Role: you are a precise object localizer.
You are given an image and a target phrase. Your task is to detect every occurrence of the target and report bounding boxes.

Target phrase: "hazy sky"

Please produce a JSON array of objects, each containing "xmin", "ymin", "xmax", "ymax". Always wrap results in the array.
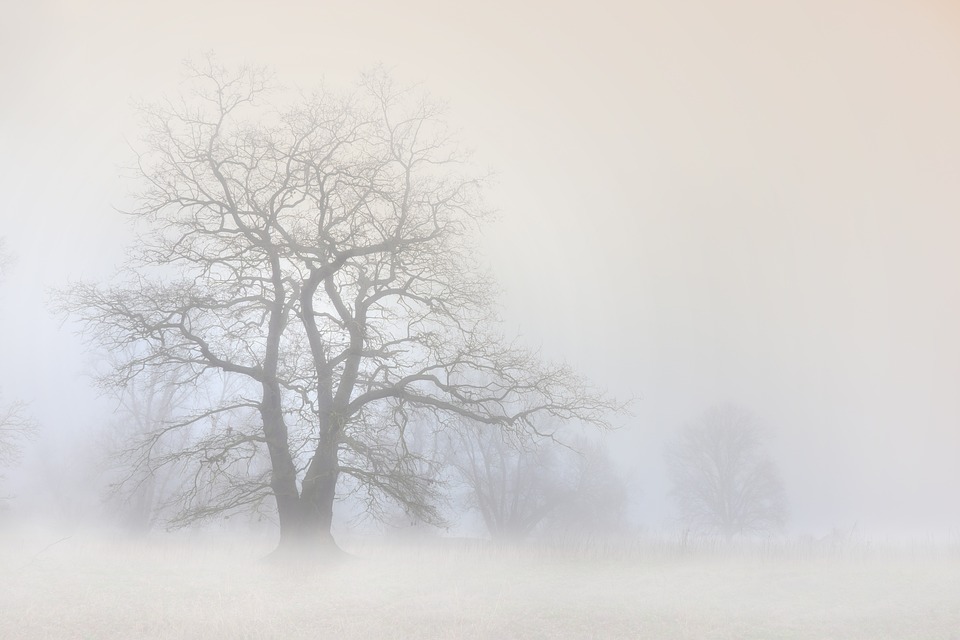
[{"xmin": 2, "ymin": 0, "xmax": 960, "ymax": 535}]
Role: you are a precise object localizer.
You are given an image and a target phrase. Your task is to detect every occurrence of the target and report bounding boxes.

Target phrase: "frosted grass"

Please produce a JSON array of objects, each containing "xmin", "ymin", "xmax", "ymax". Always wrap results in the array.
[{"xmin": 2, "ymin": 530, "xmax": 959, "ymax": 639}]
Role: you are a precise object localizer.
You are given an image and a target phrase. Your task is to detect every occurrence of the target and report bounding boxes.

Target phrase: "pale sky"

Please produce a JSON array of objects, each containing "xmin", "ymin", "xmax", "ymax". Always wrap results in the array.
[{"xmin": 2, "ymin": 0, "xmax": 960, "ymax": 535}]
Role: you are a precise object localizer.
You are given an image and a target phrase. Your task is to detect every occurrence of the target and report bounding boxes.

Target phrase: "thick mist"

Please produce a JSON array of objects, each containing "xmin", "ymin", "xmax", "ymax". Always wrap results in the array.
[{"xmin": 2, "ymin": 1, "xmax": 960, "ymax": 637}]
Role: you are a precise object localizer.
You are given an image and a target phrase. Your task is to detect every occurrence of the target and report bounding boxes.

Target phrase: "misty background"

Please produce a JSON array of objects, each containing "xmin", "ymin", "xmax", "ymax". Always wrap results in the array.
[{"xmin": 2, "ymin": 0, "xmax": 960, "ymax": 538}]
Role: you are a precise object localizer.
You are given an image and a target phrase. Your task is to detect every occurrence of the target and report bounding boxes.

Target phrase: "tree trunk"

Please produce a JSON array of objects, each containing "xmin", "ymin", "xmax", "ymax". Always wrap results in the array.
[
  {"xmin": 259, "ymin": 380, "xmax": 309, "ymax": 552},
  {"xmin": 263, "ymin": 423, "xmax": 342, "ymax": 560},
  {"xmin": 297, "ymin": 426, "xmax": 340, "ymax": 545}
]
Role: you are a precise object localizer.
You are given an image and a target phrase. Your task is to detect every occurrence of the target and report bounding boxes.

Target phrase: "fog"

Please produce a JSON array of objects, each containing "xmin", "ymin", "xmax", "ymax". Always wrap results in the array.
[{"xmin": 2, "ymin": 0, "xmax": 960, "ymax": 637}]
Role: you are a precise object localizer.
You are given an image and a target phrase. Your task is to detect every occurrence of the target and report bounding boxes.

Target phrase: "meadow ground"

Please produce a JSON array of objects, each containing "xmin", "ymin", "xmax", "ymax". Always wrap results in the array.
[{"xmin": 2, "ymin": 529, "xmax": 959, "ymax": 639}]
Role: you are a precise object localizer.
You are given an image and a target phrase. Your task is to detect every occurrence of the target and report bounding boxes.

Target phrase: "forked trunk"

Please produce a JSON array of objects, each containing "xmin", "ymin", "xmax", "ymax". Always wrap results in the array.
[
  {"xmin": 269, "ymin": 426, "xmax": 342, "ymax": 559},
  {"xmin": 298, "ymin": 427, "xmax": 340, "ymax": 533},
  {"xmin": 260, "ymin": 380, "xmax": 302, "ymax": 536}
]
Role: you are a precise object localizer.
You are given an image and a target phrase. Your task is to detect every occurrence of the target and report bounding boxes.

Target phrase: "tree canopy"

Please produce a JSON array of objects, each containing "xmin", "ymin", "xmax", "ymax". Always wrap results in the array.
[
  {"xmin": 667, "ymin": 404, "xmax": 786, "ymax": 539},
  {"xmin": 62, "ymin": 59, "xmax": 619, "ymax": 553}
]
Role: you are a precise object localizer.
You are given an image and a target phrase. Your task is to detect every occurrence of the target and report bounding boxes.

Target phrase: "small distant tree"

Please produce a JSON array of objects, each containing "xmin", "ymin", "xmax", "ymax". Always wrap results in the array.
[
  {"xmin": 367, "ymin": 416, "xmax": 447, "ymax": 537},
  {"xmin": 443, "ymin": 419, "xmax": 565, "ymax": 540},
  {"xmin": 0, "ymin": 398, "xmax": 35, "ymax": 479},
  {"xmin": 99, "ymin": 362, "xmax": 203, "ymax": 533},
  {"xmin": 444, "ymin": 420, "xmax": 627, "ymax": 541},
  {"xmin": 0, "ymin": 241, "xmax": 37, "ymax": 495},
  {"xmin": 542, "ymin": 438, "xmax": 629, "ymax": 537},
  {"xmin": 666, "ymin": 404, "xmax": 786, "ymax": 539}
]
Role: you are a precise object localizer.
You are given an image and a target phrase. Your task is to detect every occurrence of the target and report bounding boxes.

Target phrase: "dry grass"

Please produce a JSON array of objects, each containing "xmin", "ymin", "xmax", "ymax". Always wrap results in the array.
[{"xmin": 2, "ymin": 529, "xmax": 960, "ymax": 639}]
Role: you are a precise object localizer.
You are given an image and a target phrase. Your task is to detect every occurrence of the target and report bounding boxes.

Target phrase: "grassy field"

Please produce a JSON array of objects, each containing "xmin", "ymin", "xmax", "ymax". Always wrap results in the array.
[{"xmin": 2, "ymin": 530, "xmax": 960, "ymax": 639}]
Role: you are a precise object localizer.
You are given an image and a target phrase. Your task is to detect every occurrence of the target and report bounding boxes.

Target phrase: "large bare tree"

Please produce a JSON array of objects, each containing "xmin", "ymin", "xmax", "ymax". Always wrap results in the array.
[
  {"xmin": 63, "ymin": 60, "xmax": 618, "ymax": 554},
  {"xmin": 666, "ymin": 404, "xmax": 786, "ymax": 539}
]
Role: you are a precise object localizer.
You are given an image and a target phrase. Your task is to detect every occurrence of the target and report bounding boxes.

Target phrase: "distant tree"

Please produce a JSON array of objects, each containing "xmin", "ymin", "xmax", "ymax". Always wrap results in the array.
[
  {"xmin": 444, "ymin": 419, "xmax": 628, "ymax": 541},
  {"xmin": 61, "ymin": 59, "xmax": 619, "ymax": 555},
  {"xmin": 0, "ymin": 240, "xmax": 36, "ymax": 494},
  {"xmin": 98, "ymin": 361, "xmax": 238, "ymax": 533},
  {"xmin": 542, "ymin": 437, "xmax": 630, "ymax": 537},
  {"xmin": 0, "ymin": 397, "xmax": 35, "ymax": 480},
  {"xmin": 666, "ymin": 404, "xmax": 786, "ymax": 539},
  {"xmin": 369, "ymin": 417, "xmax": 447, "ymax": 537},
  {"xmin": 443, "ymin": 419, "xmax": 566, "ymax": 540}
]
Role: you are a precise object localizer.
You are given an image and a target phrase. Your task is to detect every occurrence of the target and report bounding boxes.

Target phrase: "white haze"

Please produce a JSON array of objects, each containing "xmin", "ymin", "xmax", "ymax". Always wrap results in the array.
[{"xmin": 2, "ymin": 0, "xmax": 960, "ymax": 636}]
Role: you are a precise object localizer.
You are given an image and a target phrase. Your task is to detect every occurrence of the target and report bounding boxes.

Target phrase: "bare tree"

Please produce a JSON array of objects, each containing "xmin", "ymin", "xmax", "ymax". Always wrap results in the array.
[
  {"xmin": 61, "ymin": 59, "xmax": 619, "ymax": 555},
  {"xmin": 541, "ymin": 437, "xmax": 630, "ymax": 538},
  {"xmin": 98, "ymin": 359, "xmax": 221, "ymax": 533},
  {"xmin": 443, "ymin": 421, "xmax": 628, "ymax": 541},
  {"xmin": 0, "ymin": 240, "xmax": 37, "ymax": 495},
  {"xmin": 443, "ymin": 419, "xmax": 568, "ymax": 540},
  {"xmin": 0, "ymin": 398, "xmax": 35, "ymax": 479},
  {"xmin": 0, "ymin": 239, "xmax": 9, "ymax": 276},
  {"xmin": 666, "ymin": 404, "xmax": 786, "ymax": 539},
  {"xmin": 363, "ymin": 415, "xmax": 448, "ymax": 537}
]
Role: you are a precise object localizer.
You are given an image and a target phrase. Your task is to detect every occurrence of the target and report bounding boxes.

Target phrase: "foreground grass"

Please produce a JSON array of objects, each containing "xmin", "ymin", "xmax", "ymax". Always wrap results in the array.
[{"xmin": 2, "ymin": 531, "xmax": 959, "ymax": 639}]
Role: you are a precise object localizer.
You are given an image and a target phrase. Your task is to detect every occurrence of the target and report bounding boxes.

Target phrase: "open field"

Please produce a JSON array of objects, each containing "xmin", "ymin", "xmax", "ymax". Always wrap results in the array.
[{"xmin": 2, "ymin": 531, "xmax": 960, "ymax": 639}]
